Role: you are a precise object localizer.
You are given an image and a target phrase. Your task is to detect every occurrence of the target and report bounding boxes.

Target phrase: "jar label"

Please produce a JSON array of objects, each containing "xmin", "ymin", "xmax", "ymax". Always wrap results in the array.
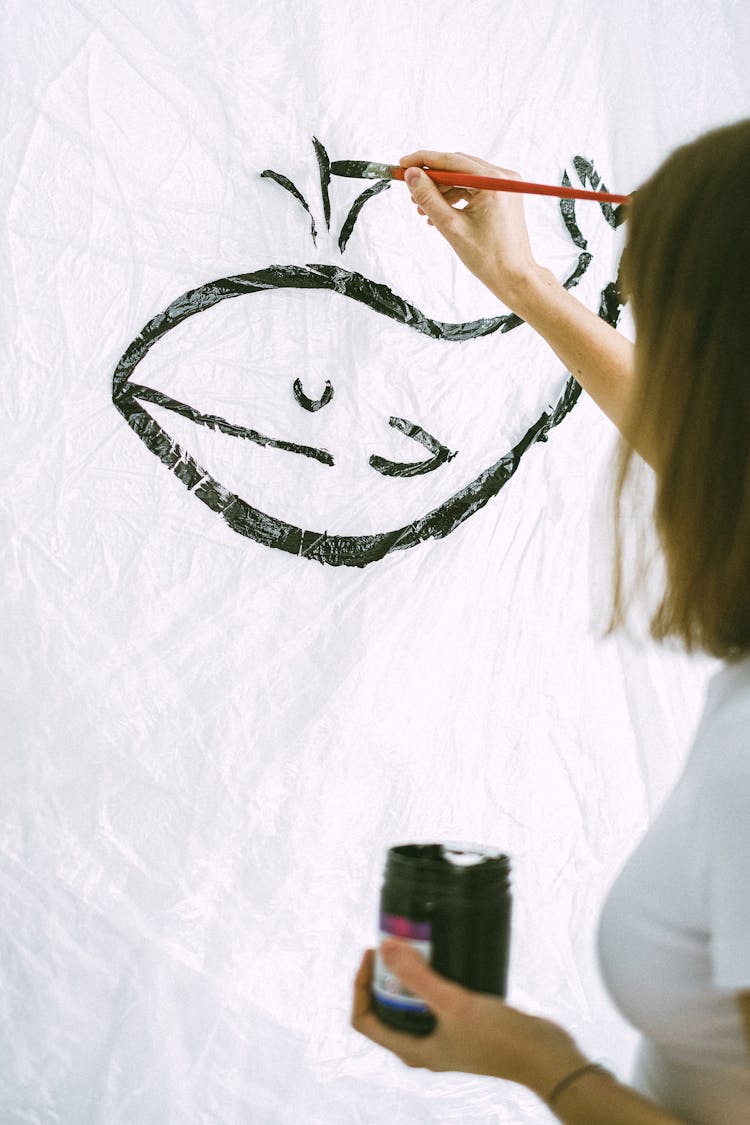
[{"xmin": 372, "ymin": 912, "xmax": 433, "ymax": 1014}]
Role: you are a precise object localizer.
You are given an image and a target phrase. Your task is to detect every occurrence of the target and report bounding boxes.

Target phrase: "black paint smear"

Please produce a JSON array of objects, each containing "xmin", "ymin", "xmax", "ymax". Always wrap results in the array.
[
  {"xmin": 339, "ymin": 180, "xmax": 391, "ymax": 252},
  {"xmin": 559, "ymin": 171, "xmax": 589, "ymax": 251},
  {"xmin": 293, "ymin": 377, "xmax": 333, "ymax": 412},
  {"xmin": 113, "ymin": 156, "xmax": 623, "ymax": 566},
  {"xmin": 313, "ymin": 137, "xmax": 331, "ymax": 230},
  {"xmin": 129, "ymin": 381, "xmax": 334, "ymax": 465},
  {"xmin": 370, "ymin": 418, "xmax": 457, "ymax": 478},
  {"xmin": 260, "ymin": 169, "xmax": 318, "ymax": 245}
]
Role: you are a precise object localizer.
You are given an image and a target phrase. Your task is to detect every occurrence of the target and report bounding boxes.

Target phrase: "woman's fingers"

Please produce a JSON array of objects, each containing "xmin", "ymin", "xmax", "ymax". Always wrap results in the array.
[
  {"xmin": 400, "ymin": 149, "xmax": 484, "ymax": 173},
  {"xmin": 403, "ymin": 167, "xmax": 459, "ymax": 231},
  {"xmin": 414, "ymin": 188, "xmax": 471, "ymax": 210},
  {"xmin": 400, "ymin": 149, "xmax": 522, "ymax": 183},
  {"xmin": 351, "ymin": 948, "xmax": 436, "ymax": 1069},
  {"xmin": 398, "ymin": 146, "xmax": 536, "ymax": 304},
  {"xmin": 442, "ymin": 187, "xmax": 472, "ymax": 205}
]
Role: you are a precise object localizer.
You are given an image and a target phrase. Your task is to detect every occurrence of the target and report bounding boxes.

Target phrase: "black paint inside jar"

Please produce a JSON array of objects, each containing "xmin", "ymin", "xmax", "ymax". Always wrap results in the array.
[{"xmin": 372, "ymin": 842, "xmax": 512, "ymax": 1036}]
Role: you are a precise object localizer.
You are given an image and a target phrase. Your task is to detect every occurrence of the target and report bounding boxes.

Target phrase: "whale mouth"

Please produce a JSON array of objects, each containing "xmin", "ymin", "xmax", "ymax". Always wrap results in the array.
[{"xmin": 129, "ymin": 381, "xmax": 456, "ymax": 478}]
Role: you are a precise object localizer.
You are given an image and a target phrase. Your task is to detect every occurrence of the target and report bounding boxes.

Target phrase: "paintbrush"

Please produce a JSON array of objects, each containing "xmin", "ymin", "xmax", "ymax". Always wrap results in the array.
[{"xmin": 330, "ymin": 160, "xmax": 630, "ymax": 205}]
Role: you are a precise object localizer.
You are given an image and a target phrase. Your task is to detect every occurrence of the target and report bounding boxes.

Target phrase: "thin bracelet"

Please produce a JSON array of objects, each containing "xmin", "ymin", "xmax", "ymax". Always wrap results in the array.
[{"xmin": 547, "ymin": 1062, "xmax": 615, "ymax": 1108}]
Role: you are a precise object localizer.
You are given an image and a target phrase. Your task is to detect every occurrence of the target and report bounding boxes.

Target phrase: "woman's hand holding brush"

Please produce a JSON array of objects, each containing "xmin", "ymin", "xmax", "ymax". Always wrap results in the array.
[{"xmin": 399, "ymin": 150, "xmax": 546, "ymax": 310}]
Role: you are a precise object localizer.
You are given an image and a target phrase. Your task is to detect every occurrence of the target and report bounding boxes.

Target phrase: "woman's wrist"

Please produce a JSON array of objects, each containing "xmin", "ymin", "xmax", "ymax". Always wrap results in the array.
[
  {"xmin": 545, "ymin": 1062, "xmax": 618, "ymax": 1110},
  {"xmin": 514, "ymin": 1014, "xmax": 594, "ymax": 1101},
  {"xmin": 526, "ymin": 1050, "xmax": 596, "ymax": 1103},
  {"xmin": 497, "ymin": 263, "xmax": 559, "ymax": 319}
]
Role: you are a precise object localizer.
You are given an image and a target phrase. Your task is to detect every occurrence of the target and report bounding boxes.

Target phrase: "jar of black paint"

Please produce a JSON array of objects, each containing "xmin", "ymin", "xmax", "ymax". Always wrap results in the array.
[{"xmin": 371, "ymin": 842, "xmax": 512, "ymax": 1036}]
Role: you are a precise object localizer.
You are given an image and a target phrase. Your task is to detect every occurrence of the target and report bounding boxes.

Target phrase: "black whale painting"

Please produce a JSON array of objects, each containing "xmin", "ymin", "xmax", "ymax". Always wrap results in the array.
[{"xmin": 112, "ymin": 139, "xmax": 625, "ymax": 567}]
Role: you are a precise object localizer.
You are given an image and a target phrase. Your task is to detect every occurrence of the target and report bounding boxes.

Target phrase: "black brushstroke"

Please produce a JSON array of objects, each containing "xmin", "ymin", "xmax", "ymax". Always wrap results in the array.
[
  {"xmin": 293, "ymin": 378, "xmax": 333, "ymax": 412},
  {"xmin": 261, "ymin": 169, "xmax": 318, "ymax": 245},
  {"xmin": 128, "ymin": 381, "xmax": 334, "ymax": 465},
  {"xmin": 559, "ymin": 171, "xmax": 589, "ymax": 251},
  {"xmin": 113, "ymin": 155, "xmax": 621, "ymax": 567},
  {"xmin": 573, "ymin": 157, "xmax": 617, "ymax": 228},
  {"xmin": 369, "ymin": 418, "xmax": 457, "ymax": 477},
  {"xmin": 611, "ymin": 252, "xmax": 627, "ymax": 308},
  {"xmin": 339, "ymin": 181, "xmax": 391, "ymax": 252},
  {"xmin": 330, "ymin": 159, "xmax": 394, "ymax": 180},
  {"xmin": 558, "ymin": 170, "xmax": 594, "ymax": 289},
  {"xmin": 313, "ymin": 137, "xmax": 331, "ymax": 230},
  {"xmin": 613, "ymin": 200, "xmax": 630, "ymax": 229},
  {"xmin": 598, "ymin": 280, "xmax": 623, "ymax": 328}
]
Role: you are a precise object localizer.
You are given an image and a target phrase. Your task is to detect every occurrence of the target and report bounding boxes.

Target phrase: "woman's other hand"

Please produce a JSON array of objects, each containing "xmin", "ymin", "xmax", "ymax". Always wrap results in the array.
[
  {"xmin": 399, "ymin": 149, "xmax": 541, "ymax": 307},
  {"xmin": 351, "ymin": 939, "xmax": 589, "ymax": 1097}
]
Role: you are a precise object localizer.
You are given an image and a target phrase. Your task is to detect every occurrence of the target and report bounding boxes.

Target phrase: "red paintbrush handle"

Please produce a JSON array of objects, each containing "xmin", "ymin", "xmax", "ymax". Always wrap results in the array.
[{"xmin": 391, "ymin": 165, "xmax": 630, "ymax": 205}]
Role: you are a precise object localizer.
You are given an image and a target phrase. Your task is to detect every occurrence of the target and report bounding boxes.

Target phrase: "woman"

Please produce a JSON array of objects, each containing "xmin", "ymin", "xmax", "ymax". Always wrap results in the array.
[{"xmin": 350, "ymin": 119, "xmax": 750, "ymax": 1124}]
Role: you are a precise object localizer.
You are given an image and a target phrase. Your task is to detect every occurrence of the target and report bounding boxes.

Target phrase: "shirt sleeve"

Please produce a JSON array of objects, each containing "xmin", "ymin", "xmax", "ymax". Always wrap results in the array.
[{"xmin": 707, "ymin": 729, "xmax": 750, "ymax": 990}]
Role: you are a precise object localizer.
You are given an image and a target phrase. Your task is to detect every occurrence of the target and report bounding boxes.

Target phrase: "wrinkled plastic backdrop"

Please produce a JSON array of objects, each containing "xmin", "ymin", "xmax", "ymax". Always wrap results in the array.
[{"xmin": 2, "ymin": 1, "xmax": 746, "ymax": 1121}]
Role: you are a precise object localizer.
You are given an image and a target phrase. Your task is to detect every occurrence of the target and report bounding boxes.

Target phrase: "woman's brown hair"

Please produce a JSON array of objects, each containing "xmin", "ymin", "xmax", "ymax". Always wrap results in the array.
[{"xmin": 603, "ymin": 117, "xmax": 750, "ymax": 662}]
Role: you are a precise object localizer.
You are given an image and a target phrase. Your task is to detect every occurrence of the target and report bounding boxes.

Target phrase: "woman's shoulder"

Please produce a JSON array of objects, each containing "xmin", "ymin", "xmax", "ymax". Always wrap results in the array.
[
  {"xmin": 696, "ymin": 656, "xmax": 750, "ymax": 805},
  {"xmin": 702, "ymin": 652, "xmax": 750, "ymax": 731}
]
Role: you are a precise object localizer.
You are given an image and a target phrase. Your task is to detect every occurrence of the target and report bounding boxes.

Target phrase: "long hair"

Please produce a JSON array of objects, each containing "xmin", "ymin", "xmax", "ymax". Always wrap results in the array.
[{"xmin": 603, "ymin": 118, "xmax": 750, "ymax": 661}]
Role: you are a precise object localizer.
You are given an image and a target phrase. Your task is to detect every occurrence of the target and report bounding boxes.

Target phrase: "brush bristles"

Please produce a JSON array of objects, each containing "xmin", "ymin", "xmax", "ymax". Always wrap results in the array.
[
  {"xmin": 330, "ymin": 160, "xmax": 398, "ymax": 181},
  {"xmin": 360, "ymin": 162, "xmax": 397, "ymax": 179}
]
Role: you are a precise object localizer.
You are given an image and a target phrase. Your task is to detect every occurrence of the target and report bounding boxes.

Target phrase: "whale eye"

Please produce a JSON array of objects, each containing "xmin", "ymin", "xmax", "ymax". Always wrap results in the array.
[{"xmin": 370, "ymin": 417, "xmax": 458, "ymax": 478}]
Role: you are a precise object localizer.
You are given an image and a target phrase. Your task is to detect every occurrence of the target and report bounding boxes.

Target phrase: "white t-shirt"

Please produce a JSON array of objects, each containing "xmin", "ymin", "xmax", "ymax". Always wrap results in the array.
[{"xmin": 597, "ymin": 653, "xmax": 750, "ymax": 1124}]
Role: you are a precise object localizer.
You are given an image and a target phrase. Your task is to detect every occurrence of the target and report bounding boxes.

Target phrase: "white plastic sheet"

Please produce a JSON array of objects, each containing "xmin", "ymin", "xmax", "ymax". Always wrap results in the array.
[{"xmin": 2, "ymin": 2, "xmax": 745, "ymax": 1121}]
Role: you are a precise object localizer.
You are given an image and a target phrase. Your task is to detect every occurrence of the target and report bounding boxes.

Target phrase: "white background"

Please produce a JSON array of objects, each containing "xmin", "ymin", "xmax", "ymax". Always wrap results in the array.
[{"xmin": 2, "ymin": 2, "xmax": 747, "ymax": 1121}]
